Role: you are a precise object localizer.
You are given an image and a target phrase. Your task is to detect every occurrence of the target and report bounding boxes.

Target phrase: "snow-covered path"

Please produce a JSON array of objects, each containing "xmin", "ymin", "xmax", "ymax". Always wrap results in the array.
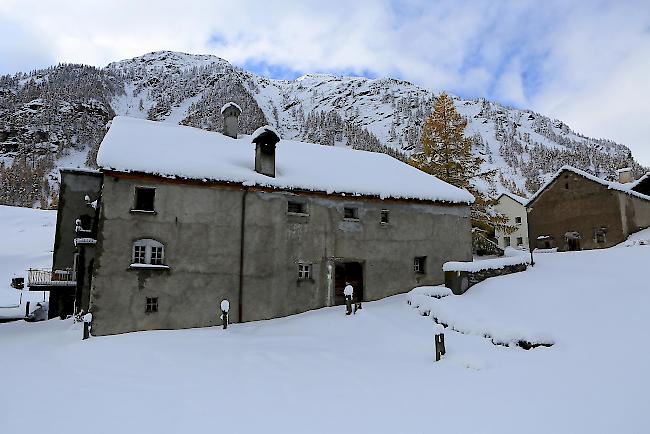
[{"xmin": 1, "ymin": 206, "xmax": 649, "ymax": 433}]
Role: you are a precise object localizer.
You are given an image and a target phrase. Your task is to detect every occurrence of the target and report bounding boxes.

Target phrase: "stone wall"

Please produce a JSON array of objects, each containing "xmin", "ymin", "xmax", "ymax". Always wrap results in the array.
[{"xmin": 445, "ymin": 263, "xmax": 528, "ymax": 295}]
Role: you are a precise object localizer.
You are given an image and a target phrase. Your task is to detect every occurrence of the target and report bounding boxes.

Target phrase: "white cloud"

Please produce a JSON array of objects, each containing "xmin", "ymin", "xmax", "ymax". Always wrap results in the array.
[{"xmin": 0, "ymin": 0, "xmax": 649, "ymax": 163}]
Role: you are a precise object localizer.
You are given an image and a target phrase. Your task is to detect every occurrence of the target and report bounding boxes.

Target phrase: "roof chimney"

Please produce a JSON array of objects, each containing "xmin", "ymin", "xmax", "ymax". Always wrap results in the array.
[
  {"xmin": 616, "ymin": 167, "xmax": 633, "ymax": 184},
  {"xmin": 251, "ymin": 125, "xmax": 280, "ymax": 178},
  {"xmin": 221, "ymin": 102, "xmax": 242, "ymax": 138}
]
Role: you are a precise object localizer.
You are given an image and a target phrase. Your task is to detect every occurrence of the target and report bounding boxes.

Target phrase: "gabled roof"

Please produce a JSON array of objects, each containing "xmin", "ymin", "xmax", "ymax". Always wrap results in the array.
[
  {"xmin": 497, "ymin": 192, "xmax": 528, "ymax": 206},
  {"xmin": 527, "ymin": 165, "xmax": 650, "ymax": 206},
  {"xmin": 96, "ymin": 117, "xmax": 475, "ymax": 204}
]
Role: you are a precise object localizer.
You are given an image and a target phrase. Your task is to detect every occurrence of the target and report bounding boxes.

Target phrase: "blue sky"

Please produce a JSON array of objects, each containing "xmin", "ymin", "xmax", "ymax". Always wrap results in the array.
[{"xmin": 1, "ymin": 0, "xmax": 649, "ymax": 163}]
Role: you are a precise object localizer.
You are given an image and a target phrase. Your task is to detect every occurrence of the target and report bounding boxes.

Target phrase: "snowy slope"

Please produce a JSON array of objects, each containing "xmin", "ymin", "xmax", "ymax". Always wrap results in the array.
[
  {"xmin": 0, "ymin": 205, "xmax": 55, "ymax": 318},
  {"xmin": 1, "ymin": 237, "xmax": 650, "ymax": 433}
]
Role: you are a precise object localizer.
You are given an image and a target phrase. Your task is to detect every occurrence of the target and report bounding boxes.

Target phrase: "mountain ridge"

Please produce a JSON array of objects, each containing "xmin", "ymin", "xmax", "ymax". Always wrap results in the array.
[{"xmin": 0, "ymin": 50, "xmax": 645, "ymax": 207}]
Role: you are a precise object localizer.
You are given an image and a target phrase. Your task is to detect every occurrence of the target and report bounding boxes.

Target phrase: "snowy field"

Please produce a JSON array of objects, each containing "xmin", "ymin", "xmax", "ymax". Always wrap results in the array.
[
  {"xmin": 0, "ymin": 205, "xmax": 54, "ymax": 319},
  {"xmin": 1, "ymin": 206, "xmax": 650, "ymax": 433}
]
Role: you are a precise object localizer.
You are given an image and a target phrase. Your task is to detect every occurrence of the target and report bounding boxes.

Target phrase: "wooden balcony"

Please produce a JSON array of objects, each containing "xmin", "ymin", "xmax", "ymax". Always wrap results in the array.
[{"xmin": 27, "ymin": 269, "xmax": 76, "ymax": 290}]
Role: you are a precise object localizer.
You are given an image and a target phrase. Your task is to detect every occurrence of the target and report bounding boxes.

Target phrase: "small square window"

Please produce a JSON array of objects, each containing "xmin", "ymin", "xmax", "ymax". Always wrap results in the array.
[
  {"xmin": 515, "ymin": 216, "xmax": 522, "ymax": 224},
  {"xmin": 133, "ymin": 245, "xmax": 146, "ymax": 264},
  {"xmin": 380, "ymin": 209, "xmax": 390, "ymax": 224},
  {"xmin": 298, "ymin": 262, "xmax": 312, "ymax": 279},
  {"xmin": 134, "ymin": 187, "xmax": 155, "ymax": 211},
  {"xmin": 145, "ymin": 297, "xmax": 158, "ymax": 313},
  {"xmin": 594, "ymin": 229, "xmax": 607, "ymax": 244},
  {"xmin": 516, "ymin": 237, "xmax": 523, "ymax": 246},
  {"xmin": 288, "ymin": 201, "xmax": 307, "ymax": 215},
  {"xmin": 504, "ymin": 237, "xmax": 511, "ymax": 247},
  {"xmin": 414, "ymin": 256, "xmax": 426, "ymax": 274},
  {"xmin": 344, "ymin": 207, "xmax": 359, "ymax": 220}
]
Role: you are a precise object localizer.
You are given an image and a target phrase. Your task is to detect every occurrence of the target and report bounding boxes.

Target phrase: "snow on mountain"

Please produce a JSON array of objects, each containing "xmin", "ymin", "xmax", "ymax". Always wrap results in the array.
[{"xmin": 0, "ymin": 50, "xmax": 645, "ymax": 207}]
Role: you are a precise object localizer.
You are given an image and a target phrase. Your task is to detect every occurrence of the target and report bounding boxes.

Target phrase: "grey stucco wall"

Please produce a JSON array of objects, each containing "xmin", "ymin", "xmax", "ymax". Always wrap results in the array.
[{"xmin": 89, "ymin": 173, "xmax": 472, "ymax": 336}]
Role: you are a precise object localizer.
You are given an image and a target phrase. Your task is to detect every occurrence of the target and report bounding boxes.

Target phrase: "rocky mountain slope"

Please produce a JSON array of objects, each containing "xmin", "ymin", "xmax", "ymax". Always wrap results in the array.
[{"xmin": 0, "ymin": 51, "xmax": 644, "ymax": 207}]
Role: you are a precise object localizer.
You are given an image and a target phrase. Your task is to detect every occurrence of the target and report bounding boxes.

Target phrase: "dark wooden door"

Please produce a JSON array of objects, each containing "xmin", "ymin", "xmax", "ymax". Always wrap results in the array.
[{"xmin": 334, "ymin": 262, "xmax": 364, "ymax": 305}]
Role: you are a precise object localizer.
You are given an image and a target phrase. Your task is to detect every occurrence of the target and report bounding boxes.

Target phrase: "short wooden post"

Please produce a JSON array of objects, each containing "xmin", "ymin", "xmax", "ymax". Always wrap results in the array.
[
  {"xmin": 24, "ymin": 301, "xmax": 30, "ymax": 319},
  {"xmin": 83, "ymin": 323, "xmax": 90, "ymax": 340},
  {"xmin": 434, "ymin": 324, "xmax": 446, "ymax": 362}
]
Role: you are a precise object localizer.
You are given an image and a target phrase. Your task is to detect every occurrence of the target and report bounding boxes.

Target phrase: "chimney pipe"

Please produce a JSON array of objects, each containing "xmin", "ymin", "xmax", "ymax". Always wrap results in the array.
[
  {"xmin": 616, "ymin": 167, "xmax": 633, "ymax": 184},
  {"xmin": 221, "ymin": 102, "xmax": 242, "ymax": 139},
  {"xmin": 251, "ymin": 125, "xmax": 280, "ymax": 178}
]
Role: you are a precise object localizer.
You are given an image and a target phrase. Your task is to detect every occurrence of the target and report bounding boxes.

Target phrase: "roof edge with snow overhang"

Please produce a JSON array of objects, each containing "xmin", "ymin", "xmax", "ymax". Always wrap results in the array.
[{"xmin": 527, "ymin": 165, "xmax": 650, "ymax": 206}]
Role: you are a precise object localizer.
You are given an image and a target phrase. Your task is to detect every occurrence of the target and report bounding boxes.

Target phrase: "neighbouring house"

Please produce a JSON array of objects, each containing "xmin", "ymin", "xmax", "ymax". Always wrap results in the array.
[
  {"xmin": 47, "ymin": 105, "xmax": 474, "ymax": 336},
  {"xmin": 527, "ymin": 166, "xmax": 650, "ymax": 251},
  {"xmin": 494, "ymin": 192, "xmax": 528, "ymax": 250}
]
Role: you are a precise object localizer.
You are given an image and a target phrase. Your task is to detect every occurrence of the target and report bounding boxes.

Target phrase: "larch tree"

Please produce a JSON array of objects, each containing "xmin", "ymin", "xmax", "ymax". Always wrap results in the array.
[{"xmin": 412, "ymin": 93, "xmax": 512, "ymax": 252}]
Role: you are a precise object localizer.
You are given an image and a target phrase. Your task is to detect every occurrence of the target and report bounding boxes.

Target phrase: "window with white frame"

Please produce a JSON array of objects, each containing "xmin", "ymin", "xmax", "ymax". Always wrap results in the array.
[
  {"xmin": 132, "ymin": 239, "xmax": 165, "ymax": 266},
  {"xmin": 298, "ymin": 262, "xmax": 312, "ymax": 279}
]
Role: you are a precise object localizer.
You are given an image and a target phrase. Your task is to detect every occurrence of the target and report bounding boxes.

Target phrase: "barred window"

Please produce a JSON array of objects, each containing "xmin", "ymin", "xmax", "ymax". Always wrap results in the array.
[
  {"xmin": 132, "ymin": 239, "xmax": 165, "ymax": 266},
  {"xmin": 298, "ymin": 262, "xmax": 312, "ymax": 279},
  {"xmin": 380, "ymin": 209, "xmax": 390, "ymax": 224}
]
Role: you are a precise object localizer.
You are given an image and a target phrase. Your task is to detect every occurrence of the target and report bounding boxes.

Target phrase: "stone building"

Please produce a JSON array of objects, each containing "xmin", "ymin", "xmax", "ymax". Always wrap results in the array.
[
  {"xmin": 527, "ymin": 166, "xmax": 650, "ymax": 251},
  {"xmin": 49, "ymin": 110, "xmax": 474, "ymax": 336},
  {"xmin": 494, "ymin": 192, "xmax": 528, "ymax": 250}
]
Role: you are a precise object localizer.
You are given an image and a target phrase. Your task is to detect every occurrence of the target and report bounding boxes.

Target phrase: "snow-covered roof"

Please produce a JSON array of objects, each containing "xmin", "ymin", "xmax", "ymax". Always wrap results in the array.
[
  {"xmin": 527, "ymin": 165, "xmax": 650, "ymax": 205},
  {"xmin": 497, "ymin": 192, "xmax": 528, "ymax": 206},
  {"xmin": 96, "ymin": 117, "xmax": 474, "ymax": 204},
  {"xmin": 220, "ymin": 101, "xmax": 242, "ymax": 115}
]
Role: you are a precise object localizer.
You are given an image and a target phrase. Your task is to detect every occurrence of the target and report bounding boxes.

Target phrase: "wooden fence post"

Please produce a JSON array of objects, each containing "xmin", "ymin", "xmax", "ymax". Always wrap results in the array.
[{"xmin": 434, "ymin": 324, "xmax": 446, "ymax": 362}]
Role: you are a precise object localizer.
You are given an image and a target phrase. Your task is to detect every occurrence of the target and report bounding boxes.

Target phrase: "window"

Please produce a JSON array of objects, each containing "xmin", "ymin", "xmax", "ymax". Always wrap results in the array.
[
  {"xmin": 515, "ymin": 216, "xmax": 522, "ymax": 224},
  {"xmin": 565, "ymin": 183, "xmax": 569, "ymax": 190},
  {"xmin": 380, "ymin": 209, "xmax": 390, "ymax": 224},
  {"xmin": 133, "ymin": 187, "xmax": 155, "ymax": 212},
  {"xmin": 133, "ymin": 245, "xmax": 147, "ymax": 264},
  {"xmin": 298, "ymin": 262, "xmax": 312, "ymax": 279},
  {"xmin": 594, "ymin": 228, "xmax": 607, "ymax": 244},
  {"xmin": 516, "ymin": 237, "xmax": 523, "ymax": 246},
  {"xmin": 504, "ymin": 236, "xmax": 511, "ymax": 247},
  {"xmin": 344, "ymin": 207, "xmax": 359, "ymax": 220},
  {"xmin": 132, "ymin": 239, "xmax": 165, "ymax": 266},
  {"xmin": 145, "ymin": 297, "xmax": 158, "ymax": 313},
  {"xmin": 413, "ymin": 256, "xmax": 426, "ymax": 274},
  {"xmin": 287, "ymin": 201, "xmax": 307, "ymax": 215}
]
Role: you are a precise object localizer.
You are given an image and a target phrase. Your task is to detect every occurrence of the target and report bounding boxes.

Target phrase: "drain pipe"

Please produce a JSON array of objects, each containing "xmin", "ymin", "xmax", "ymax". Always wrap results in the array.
[{"xmin": 238, "ymin": 187, "xmax": 249, "ymax": 323}]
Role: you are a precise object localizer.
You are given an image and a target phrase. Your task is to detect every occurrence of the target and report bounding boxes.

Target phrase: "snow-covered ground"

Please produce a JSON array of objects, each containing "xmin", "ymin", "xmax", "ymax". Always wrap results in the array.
[
  {"xmin": 1, "ymin": 206, "xmax": 649, "ymax": 433},
  {"xmin": 0, "ymin": 205, "xmax": 55, "ymax": 318}
]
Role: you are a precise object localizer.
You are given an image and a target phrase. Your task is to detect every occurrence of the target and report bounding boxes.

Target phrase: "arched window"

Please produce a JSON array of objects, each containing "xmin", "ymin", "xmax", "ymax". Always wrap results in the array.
[{"xmin": 132, "ymin": 239, "xmax": 165, "ymax": 265}]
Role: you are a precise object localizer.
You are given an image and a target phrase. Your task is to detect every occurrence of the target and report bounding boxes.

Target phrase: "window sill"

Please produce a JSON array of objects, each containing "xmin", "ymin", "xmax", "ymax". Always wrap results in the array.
[
  {"xmin": 130, "ymin": 209, "xmax": 157, "ymax": 214},
  {"xmin": 129, "ymin": 264, "xmax": 169, "ymax": 270},
  {"xmin": 343, "ymin": 218, "xmax": 360, "ymax": 222},
  {"xmin": 287, "ymin": 212, "xmax": 310, "ymax": 217}
]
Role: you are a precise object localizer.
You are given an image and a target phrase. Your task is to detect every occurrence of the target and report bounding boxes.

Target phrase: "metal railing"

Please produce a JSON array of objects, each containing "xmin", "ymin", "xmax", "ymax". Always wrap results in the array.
[{"xmin": 27, "ymin": 268, "xmax": 76, "ymax": 287}]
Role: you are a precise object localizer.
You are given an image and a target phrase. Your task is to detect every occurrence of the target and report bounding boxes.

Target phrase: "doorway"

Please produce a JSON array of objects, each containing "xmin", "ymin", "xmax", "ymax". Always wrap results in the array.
[
  {"xmin": 334, "ymin": 261, "xmax": 364, "ymax": 306},
  {"xmin": 565, "ymin": 231, "xmax": 581, "ymax": 251}
]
